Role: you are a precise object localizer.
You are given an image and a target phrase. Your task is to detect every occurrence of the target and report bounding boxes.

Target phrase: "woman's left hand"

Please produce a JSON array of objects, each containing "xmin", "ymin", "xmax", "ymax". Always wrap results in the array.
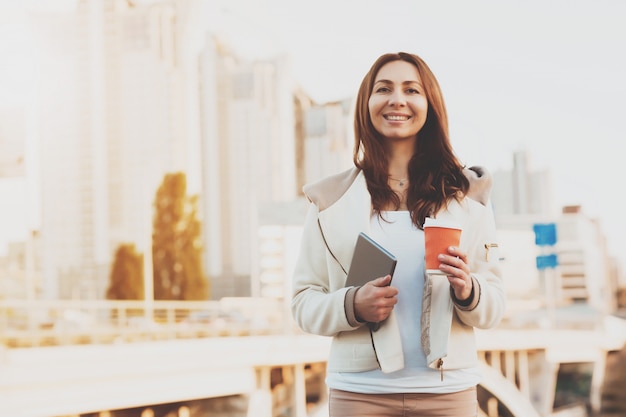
[{"xmin": 438, "ymin": 246, "xmax": 473, "ymax": 301}]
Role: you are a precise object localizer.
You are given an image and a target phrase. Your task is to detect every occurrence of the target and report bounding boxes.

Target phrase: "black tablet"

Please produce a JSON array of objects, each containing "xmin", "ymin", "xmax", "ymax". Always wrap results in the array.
[{"xmin": 345, "ymin": 232, "xmax": 397, "ymax": 287}]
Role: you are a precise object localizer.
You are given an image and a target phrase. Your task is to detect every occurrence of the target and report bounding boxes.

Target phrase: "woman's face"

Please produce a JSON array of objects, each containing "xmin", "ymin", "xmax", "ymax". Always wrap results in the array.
[{"xmin": 368, "ymin": 60, "xmax": 428, "ymax": 142}]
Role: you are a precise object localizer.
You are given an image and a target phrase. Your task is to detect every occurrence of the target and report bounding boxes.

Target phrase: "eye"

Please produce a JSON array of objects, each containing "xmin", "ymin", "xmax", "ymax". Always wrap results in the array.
[
  {"xmin": 406, "ymin": 88, "xmax": 421, "ymax": 94},
  {"xmin": 375, "ymin": 86, "xmax": 391, "ymax": 93}
]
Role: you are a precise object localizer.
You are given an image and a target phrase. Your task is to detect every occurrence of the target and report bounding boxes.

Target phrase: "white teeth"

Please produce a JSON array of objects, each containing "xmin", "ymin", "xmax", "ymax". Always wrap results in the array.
[{"xmin": 385, "ymin": 115, "xmax": 409, "ymax": 121}]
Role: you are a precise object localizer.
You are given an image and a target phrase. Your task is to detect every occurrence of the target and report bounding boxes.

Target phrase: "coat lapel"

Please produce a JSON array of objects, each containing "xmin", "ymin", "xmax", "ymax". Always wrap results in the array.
[{"xmin": 317, "ymin": 172, "xmax": 372, "ymax": 277}]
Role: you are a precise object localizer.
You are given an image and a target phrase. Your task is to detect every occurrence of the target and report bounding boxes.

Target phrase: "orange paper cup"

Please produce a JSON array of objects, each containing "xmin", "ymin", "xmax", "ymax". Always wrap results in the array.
[{"xmin": 424, "ymin": 218, "xmax": 462, "ymax": 275}]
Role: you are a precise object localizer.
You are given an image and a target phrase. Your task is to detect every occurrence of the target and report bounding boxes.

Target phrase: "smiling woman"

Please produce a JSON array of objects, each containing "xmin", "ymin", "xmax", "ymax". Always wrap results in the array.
[
  {"xmin": 291, "ymin": 51, "xmax": 505, "ymax": 417},
  {"xmin": 368, "ymin": 61, "xmax": 428, "ymax": 143}
]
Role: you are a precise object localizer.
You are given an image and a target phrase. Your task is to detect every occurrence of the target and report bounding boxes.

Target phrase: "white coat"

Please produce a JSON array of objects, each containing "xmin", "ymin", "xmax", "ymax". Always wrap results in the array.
[{"xmin": 291, "ymin": 167, "xmax": 506, "ymax": 374}]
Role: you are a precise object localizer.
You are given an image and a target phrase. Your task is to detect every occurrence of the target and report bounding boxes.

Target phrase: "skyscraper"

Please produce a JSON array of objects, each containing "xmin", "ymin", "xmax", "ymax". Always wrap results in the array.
[
  {"xmin": 197, "ymin": 36, "xmax": 298, "ymax": 298},
  {"xmin": 0, "ymin": 108, "xmax": 26, "ymax": 178},
  {"xmin": 302, "ymin": 99, "xmax": 353, "ymax": 185},
  {"xmin": 492, "ymin": 150, "xmax": 555, "ymax": 218},
  {"xmin": 32, "ymin": 0, "xmax": 187, "ymax": 299}
]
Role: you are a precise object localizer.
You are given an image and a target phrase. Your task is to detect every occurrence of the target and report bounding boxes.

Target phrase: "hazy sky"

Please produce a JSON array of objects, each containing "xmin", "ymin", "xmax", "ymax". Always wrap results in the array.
[
  {"xmin": 215, "ymin": 0, "xmax": 626, "ymax": 263},
  {"xmin": 1, "ymin": 0, "xmax": 625, "ymax": 264}
]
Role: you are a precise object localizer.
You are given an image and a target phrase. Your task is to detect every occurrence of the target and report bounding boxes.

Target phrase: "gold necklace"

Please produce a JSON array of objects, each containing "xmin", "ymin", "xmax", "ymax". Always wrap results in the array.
[{"xmin": 388, "ymin": 177, "xmax": 408, "ymax": 187}]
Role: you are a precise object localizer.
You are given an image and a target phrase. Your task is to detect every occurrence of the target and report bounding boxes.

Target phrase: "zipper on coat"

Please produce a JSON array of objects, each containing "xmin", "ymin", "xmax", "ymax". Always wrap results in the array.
[
  {"xmin": 437, "ymin": 358, "xmax": 444, "ymax": 381},
  {"xmin": 484, "ymin": 243, "xmax": 499, "ymax": 262}
]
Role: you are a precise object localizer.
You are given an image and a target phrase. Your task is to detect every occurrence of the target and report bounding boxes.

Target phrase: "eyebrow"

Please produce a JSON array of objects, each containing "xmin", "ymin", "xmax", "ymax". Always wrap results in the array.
[{"xmin": 374, "ymin": 79, "xmax": 422, "ymax": 86}]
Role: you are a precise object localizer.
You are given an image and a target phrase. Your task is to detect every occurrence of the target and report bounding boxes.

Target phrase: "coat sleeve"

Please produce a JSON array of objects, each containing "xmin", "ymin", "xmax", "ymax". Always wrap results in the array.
[
  {"xmin": 290, "ymin": 202, "xmax": 359, "ymax": 336},
  {"xmin": 453, "ymin": 200, "xmax": 506, "ymax": 329}
]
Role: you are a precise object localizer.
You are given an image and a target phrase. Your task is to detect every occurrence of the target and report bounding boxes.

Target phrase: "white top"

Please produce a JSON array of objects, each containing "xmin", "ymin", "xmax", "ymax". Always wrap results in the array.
[{"xmin": 326, "ymin": 211, "xmax": 482, "ymax": 394}]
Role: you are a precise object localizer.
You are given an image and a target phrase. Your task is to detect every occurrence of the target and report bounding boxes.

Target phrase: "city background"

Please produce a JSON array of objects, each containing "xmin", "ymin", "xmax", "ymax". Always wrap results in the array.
[{"xmin": 0, "ymin": 1, "xmax": 625, "ymax": 417}]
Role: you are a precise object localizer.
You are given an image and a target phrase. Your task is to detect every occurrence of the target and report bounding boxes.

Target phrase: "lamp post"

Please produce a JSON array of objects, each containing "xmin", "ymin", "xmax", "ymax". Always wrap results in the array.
[{"xmin": 144, "ymin": 212, "xmax": 154, "ymax": 321}]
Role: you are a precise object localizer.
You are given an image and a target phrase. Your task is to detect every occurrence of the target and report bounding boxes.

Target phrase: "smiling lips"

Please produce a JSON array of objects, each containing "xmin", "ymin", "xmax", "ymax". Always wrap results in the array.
[{"xmin": 384, "ymin": 114, "xmax": 411, "ymax": 121}]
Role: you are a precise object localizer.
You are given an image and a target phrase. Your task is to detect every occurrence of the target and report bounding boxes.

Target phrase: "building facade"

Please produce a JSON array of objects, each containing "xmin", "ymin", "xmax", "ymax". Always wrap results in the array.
[
  {"xmin": 32, "ymin": 0, "xmax": 187, "ymax": 299},
  {"xmin": 493, "ymin": 150, "xmax": 617, "ymax": 313},
  {"xmin": 197, "ymin": 36, "xmax": 298, "ymax": 299},
  {"xmin": 302, "ymin": 99, "xmax": 353, "ymax": 185}
]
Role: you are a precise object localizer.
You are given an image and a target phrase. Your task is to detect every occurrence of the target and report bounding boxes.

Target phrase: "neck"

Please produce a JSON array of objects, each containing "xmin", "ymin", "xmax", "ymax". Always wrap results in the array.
[
  {"xmin": 387, "ymin": 158, "xmax": 411, "ymax": 180},
  {"xmin": 387, "ymin": 141, "xmax": 413, "ymax": 179}
]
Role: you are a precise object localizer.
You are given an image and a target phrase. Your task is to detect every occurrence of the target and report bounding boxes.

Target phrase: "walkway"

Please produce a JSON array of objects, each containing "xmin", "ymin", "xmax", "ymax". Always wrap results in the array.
[{"xmin": 0, "ymin": 334, "xmax": 331, "ymax": 417}]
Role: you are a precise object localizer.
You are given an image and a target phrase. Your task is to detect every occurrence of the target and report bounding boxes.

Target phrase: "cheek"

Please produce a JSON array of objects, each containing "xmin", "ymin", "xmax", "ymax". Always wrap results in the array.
[
  {"xmin": 368, "ymin": 96, "xmax": 382, "ymax": 117},
  {"xmin": 420, "ymin": 98, "xmax": 429, "ymax": 113},
  {"xmin": 411, "ymin": 99, "xmax": 429, "ymax": 119}
]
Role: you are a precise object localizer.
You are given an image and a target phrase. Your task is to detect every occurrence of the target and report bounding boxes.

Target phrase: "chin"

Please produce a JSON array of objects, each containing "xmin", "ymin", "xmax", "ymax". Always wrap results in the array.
[{"xmin": 385, "ymin": 133, "xmax": 418, "ymax": 141}]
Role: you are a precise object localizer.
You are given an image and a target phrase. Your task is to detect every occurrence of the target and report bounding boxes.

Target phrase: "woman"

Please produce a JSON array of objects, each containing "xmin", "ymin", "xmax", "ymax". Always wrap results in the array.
[{"xmin": 291, "ymin": 52, "xmax": 506, "ymax": 417}]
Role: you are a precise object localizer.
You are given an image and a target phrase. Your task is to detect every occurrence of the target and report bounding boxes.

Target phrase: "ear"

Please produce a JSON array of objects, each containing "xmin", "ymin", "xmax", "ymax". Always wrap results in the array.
[{"xmin": 463, "ymin": 166, "xmax": 492, "ymax": 206}]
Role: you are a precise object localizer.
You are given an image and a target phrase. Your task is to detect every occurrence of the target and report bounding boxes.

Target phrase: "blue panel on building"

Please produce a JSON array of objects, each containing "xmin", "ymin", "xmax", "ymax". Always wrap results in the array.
[
  {"xmin": 536, "ymin": 254, "xmax": 558, "ymax": 270},
  {"xmin": 533, "ymin": 223, "xmax": 557, "ymax": 246}
]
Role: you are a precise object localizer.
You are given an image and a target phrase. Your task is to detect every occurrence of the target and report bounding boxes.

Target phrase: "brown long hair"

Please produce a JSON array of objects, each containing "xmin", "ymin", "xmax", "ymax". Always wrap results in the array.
[{"xmin": 353, "ymin": 52, "xmax": 469, "ymax": 229}]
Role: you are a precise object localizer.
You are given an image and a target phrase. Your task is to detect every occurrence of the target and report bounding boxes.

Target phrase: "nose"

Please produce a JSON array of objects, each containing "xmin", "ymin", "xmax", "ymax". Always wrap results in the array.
[{"xmin": 388, "ymin": 91, "xmax": 406, "ymax": 107}]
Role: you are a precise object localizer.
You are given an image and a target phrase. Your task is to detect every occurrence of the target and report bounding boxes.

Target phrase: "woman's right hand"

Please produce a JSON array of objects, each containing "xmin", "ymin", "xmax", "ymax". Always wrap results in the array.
[{"xmin": 353, "ymin": 275, "xmax": 398, "ymax": 323}]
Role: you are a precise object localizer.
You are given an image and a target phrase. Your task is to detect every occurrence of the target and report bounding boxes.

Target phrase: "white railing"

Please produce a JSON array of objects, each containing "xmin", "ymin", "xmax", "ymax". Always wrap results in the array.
[
  {"xmin": 3, "ymin": 299, "xmax": 625, "ymax": 417},
  {"xmin": 0, "ymin": 297, "xmax": 290, "ymax": 347}
]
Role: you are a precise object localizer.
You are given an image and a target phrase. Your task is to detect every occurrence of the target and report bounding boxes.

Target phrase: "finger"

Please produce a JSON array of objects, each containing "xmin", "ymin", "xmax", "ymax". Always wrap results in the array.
[
  {"xmin": 370, "ymin": 275, "xmax": 392, "ymax": 287},
  {"xmin": 446, "ymin": 272, "xmax": 467, "ymax": 285},
  {"xmin": 440, "ymin": 263, "xmax": 459, "ymax": 278},
  {"xmin": 448, "ymin": 275, "xmax": 473, "ymax": 299},
  {"xmin": 438, "ymin": 253, "xmax": 468, "ymax": 273},
  {"xmin": 440, "ymin": 263, "xmax": 468, "ymax": 281},
  {"xmin": 447, "ymin": 246, "xmax": 467, "ymax": 260},
  {"xmin": 438, "ymin": 254, "xmax": 462, "ymax": 269}
]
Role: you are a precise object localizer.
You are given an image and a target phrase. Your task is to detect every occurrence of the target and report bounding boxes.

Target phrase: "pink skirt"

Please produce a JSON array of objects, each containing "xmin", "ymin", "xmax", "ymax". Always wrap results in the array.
[{"xmin": 329, "ymin": 386, "xmax": 477, "ymax": 417}]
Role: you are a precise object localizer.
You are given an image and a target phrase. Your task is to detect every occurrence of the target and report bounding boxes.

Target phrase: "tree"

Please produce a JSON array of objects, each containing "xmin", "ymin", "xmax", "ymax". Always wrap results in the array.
[
  {"xmin": 106, "ymin": 243, "xmax": 144, "ymax": 300},
  {"xmin": 152, "ymin": 172, "xmax": 209, "ymax": 300}
]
